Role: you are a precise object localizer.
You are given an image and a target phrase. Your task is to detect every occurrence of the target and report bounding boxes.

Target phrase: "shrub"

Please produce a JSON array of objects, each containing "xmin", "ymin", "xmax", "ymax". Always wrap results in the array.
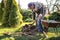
[
  {"xmin": 43, "ymin": 17, "xmax": 48, "ymax": 20},
  {"xmin": 2, "ymin": 0, "xmax": 23, "ymax": 27},
  {"xmin": 20, "ymin": 9, "xmax": 32, "ymax": 22},
  {"xmin": 48, "ymin": 12, "xmax": 60, "ymax": 21}
]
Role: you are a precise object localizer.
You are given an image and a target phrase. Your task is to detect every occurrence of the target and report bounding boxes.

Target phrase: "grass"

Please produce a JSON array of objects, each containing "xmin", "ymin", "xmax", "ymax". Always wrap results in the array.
[
  {"xmin": 0, "ymin": 22, "xmax": 32, "ymax": 33},
  {"xmin": 0, "ymin": 22, "xmax": 60, "ymax": 40}
]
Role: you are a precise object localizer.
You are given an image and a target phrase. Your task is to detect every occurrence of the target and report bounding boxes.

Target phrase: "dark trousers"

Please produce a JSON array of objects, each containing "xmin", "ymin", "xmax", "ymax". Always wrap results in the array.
[{"xmin": 36, "ymin": 19, "xmax": 43, "ymax": 32}]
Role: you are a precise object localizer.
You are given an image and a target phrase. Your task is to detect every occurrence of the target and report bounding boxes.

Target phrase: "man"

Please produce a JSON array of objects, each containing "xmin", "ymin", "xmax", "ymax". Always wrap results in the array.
[{"xmin": 28, "ymin": 2, "xmax": 48, "ymax": 37}]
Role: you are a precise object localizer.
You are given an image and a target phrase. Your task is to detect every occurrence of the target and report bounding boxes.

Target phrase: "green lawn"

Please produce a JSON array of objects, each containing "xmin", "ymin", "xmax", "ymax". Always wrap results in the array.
[
  {"xmin": 0, "ymin": 22, "xmax": 60, "ymax": 40},
  {"xmin": 0, "ymin": 22, "xmax": 32, "ymax": 33}
]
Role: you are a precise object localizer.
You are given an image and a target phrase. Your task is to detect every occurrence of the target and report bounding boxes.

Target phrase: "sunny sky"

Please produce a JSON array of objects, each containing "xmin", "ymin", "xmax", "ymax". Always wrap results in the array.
[
  {"xmin": 0, "ymin": 0, "xmax": 54, "ymax": 9},
  {"xmin": 16, "ymin": 0, "xmax": 47, "ymax": 9}
]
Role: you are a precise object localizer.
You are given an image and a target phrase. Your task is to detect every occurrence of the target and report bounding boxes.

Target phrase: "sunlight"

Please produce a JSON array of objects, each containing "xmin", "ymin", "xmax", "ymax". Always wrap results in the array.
[
  {"xmin": 16, "ymin": 0, "xmax": 47, "ymax": 9},
  {"xmin": 0, "ymin": 0, "xmax": 2, "ymax": 3}
]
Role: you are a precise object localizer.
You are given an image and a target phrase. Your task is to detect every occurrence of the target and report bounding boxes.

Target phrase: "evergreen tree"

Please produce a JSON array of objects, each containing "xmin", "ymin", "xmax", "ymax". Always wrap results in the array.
[
  {"xmin": 0, "ymin": 0, "xmax": 5, "ymax": 22},
  {"xmin": 2, "ymin": 0, "xmax": 23, "ymax": 27}
]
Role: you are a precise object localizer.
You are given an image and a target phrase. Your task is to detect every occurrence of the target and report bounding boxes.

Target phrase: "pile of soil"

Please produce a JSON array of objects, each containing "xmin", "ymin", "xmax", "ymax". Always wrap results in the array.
[
  {"xmin": 3, "ymin": 24, "xmax": 37, "ymax": 36},
  {"xmin": 21, "ymin": 24, "xmax": 37, "ymax": 35}
]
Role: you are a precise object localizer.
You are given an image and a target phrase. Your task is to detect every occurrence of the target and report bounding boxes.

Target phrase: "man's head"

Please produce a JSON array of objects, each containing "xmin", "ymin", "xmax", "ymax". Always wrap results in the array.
[{"xmin": 28, "ymin": 2, "xmax": 35, "ymax": 11}]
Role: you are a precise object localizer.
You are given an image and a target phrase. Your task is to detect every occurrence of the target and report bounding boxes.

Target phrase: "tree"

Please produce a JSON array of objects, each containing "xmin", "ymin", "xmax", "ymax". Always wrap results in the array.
[
  {"xmin": 46, "ymin": 0, "xmax": 60, "ymax": 14},
  {"xmin": 52, "ymin": 0, "xmax": 60, "ymax": 12},
  {"xmin": 0, "ymin": 0, "xmax": 5, "ymax": 22},
  {"xmin": 2, "ymin": 0, "xmax": 23, "ymax": 27}
]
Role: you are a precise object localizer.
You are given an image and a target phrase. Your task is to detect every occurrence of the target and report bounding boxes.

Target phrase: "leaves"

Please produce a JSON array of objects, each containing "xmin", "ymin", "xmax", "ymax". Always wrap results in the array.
[
  {"xmin": 2, "ymin": 0, "xmax": 23, "ymax": 27},
  {"xmin": 48, "ymin": 12, "xmax": 60, "ymax": 21}
]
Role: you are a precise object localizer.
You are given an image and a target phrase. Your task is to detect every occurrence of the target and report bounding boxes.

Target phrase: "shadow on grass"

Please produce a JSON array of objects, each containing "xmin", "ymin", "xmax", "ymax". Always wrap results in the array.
[
  {"xmin": 14, "ymin": 35, "xmax": 38, "ymax": 40},
  {"xmin": 0, "ymin": 35, "xmax": 11, "ymax": 40},
  {"xmin": 0, "ymin": 35, "xmax": 6, "ymax": 39},
  {"xmin": 14, "ymin": 35, "xmax": 42, "ymax": 40},
  {"xmin": 13, "ymin": 33, "xmax": 47, "ymax": 40},
  {"xmin": 0, "ymin": 33, "xmax": 46, "ymax": 40},
  {"xmin": 2, "ymin": 33, "xmax": 60, "ymax": 40}
]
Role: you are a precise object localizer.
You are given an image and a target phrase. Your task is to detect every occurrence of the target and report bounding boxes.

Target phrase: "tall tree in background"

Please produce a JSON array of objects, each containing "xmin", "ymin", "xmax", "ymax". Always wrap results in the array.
[
  {"xmin": 52, "ymin": 0, "xmax": 60, "ymax": 11},
  {"xmin": 2, "ymin": 0, "xmax": 23, "ymax": 27},
  {"xmin": 46, "ymin": 0, "xmax": 60, "ymax": 14}
]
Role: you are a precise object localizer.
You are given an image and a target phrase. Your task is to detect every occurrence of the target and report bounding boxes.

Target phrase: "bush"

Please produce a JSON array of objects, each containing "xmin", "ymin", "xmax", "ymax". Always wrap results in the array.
[
  {"xmin": 48, "ymin": 12, "xmax": 60, "ymax": 21},
  {"xmin": 2, "ymin": 0, "xmax": 23, "ymax": 27},
  {"xmin": 20, "ymin": 9, "xmax": 32, "ymax": 22},
  {"xmin": 43, "ymin": 17, "xmax": 48, "ymax": 20}
]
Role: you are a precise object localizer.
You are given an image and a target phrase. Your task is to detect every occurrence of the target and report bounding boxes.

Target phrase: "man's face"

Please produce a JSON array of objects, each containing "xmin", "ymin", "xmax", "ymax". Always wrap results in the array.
[{"xmin": 30, "ymin": 4, "xmax": 35, "ymax": 11}]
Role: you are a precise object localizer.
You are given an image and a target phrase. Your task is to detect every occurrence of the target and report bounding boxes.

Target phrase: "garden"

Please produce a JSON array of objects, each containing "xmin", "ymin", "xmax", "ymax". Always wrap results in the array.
[{"xmin": 0, "ymin": 0, "xmax": 60, "ymax": 40}]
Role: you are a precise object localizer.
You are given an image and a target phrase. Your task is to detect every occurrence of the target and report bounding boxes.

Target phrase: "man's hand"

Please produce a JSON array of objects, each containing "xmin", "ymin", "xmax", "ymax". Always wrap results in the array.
[{"xmin": 38, "ymin": 14, "xmax": 42, "ymax": 19}]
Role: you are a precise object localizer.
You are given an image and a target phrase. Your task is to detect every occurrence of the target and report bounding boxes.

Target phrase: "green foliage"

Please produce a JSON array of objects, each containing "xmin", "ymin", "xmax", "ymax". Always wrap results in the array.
[
  {"xmin": 25, "ymin": 18, "xmax": 33, "ymax": 22},
  {"xmin": 20, "ymin": 9, "xmax": 32, "ymax": 21},
  {"xmin": 43, "ymin": 17, "xmax": 48, "ymax": 20},
  {"xmin": 48, "ymin": 12, "xmax": 60, "ymax": 21},
  {"xmin": 2, "ymin": 0, "xmax": 23, "ymax": 27},
  {"xmin": 0, "ymin": 1, "xmax": 5, "ymax": 22}
]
